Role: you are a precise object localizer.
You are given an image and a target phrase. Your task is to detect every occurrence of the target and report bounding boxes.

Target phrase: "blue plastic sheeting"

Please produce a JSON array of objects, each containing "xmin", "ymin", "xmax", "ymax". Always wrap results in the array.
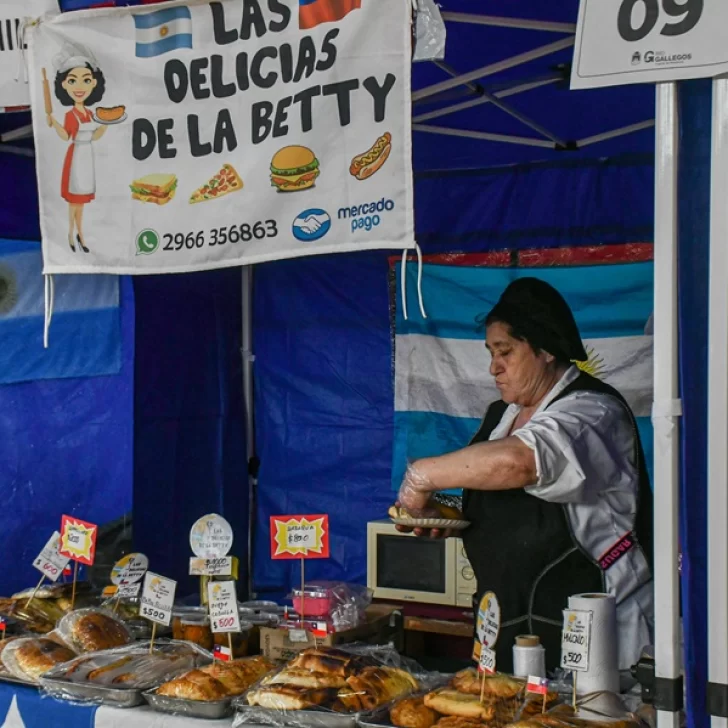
[
  {"xmin": 677, "ymin": 80, "xmax": 711, "ymax": 728},
  {"xmin": 252, "ymin": 155, "xmax": 654, "ymax": 594},
  {"xmin": 0, "ymin": 239, "xmax": 121, "ymax": 384},
  {"xmin": 132, "ymin": 270, "xmax": 248, "ymax": 598},
  {"xmin": 0, "ymin": 277, "xmax": 133, "ymax": 597}
]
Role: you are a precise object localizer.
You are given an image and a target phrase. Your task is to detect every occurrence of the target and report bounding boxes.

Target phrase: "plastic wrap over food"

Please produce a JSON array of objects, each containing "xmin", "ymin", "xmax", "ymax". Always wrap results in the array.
[
  {"xmin": 38, "ymin": 640, "xmax": 212, "ymax": 706},
  {"xmin": 288, "ymin": 582, "xmax": 372, "ymax": 632},
  {"xmin": 412, "ymin": 0, "xmax": 446, "ymax": 62},
  {"xmin": 503, "ymin": 698, "xmax": 649, "ymax": 728},
  {"xmin": 142, "ymin": 655, "xmax": 276, "ymax": 719},
  {"xmin": 1, "ymin": 636, "xmax": 77, "ymax": 684},
  {"xmin": 234, "ymin": 645, "xmax": 430, "ymax": 727},
  {"xmin": 56, "ymin": 608, "xmax": 132, "ymax": 653}
]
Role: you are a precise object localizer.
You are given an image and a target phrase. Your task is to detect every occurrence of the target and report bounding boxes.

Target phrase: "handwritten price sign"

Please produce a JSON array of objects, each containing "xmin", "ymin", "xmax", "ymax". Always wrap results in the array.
[
  {"xmin": 140, "ymin": 571, "xmax": 177, "ymax": 626},
  {"xmin": 33, "ymin": 532, "xmax": 71, "ymax": 582},
  {"xmin": 59, "ymin": 515, "xmax": 98, "ymax": 566},
  {"xmin": 270, "ymin": 515, "xmax": 329, "ymax": 560},
  {"xmin": 207, "ymin": 581, "xmax": 241, "ymax": 634},
  {"xmin": 561, "ymin": 609, "xmax": 593, "ymax": 672}
]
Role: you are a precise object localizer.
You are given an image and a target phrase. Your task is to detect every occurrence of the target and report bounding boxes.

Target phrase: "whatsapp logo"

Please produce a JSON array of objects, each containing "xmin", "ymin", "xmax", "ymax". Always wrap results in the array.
[{"xmin": 136, "ymin": 229, "xmax": 159, "ymax": 255}]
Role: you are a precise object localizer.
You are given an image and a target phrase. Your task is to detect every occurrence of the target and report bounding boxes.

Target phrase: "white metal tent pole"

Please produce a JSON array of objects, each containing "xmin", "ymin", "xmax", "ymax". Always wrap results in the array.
[
  {"xmin": 242, "ymin": 265, "xmax": 257, "ymax": 598},
  {"xmin": 707, "ymin": 77, "xmax": 728, "ymax": 728},
  {"xmin": 652, "ymin": 82, "xmax": 682, "ymax": 728},
  {"xmin": 440, "ymin": 12, "xmax": 576, "ymax": 34},
  {"xmin": 412, "ymin": 124, "xmax": 554, "ymax": 147}
]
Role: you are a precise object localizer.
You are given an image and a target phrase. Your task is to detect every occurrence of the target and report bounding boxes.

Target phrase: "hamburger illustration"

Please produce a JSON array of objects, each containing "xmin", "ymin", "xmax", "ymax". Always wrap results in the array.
[
  {"xmin": 270, "ymin": 146, "xmax": 320, "ymax": 192},
  {"xmin": 130, "ymin": 173, "xmax": 178, "ymax": 205}
]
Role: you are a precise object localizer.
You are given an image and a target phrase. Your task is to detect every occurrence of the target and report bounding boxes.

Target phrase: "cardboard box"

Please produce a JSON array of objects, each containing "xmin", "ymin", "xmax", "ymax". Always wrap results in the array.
[{"xmin": 260, "ymin": 604, "xmax": 403, "ymax": 661}]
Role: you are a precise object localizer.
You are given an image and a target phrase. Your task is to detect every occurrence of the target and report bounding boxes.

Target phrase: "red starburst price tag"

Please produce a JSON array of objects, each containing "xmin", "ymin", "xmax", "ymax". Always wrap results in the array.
[
  {"xmin": 59, "ymin": 515, "xmax": 98, "ymax": 566},
  {"xmin": 270, "ymin": 515, "xmax": 329, "ymax": 560}
]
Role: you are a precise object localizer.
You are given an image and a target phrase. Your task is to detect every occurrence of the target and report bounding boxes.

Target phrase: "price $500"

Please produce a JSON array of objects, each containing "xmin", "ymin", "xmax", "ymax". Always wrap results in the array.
[
  {"xmin": 213, "ymin": 617, "xmax": 236, "ymax": 630},
  {"xmin": 617, "ymin": 0, "xmax": 703, "ymax": 43},
  {"xmin": 564, "ymin": 652, "xmax": 583, "ymax": 665},
  {"xmin": 141, "ymin": 605, "xmax": 168, "ymax": 621}
]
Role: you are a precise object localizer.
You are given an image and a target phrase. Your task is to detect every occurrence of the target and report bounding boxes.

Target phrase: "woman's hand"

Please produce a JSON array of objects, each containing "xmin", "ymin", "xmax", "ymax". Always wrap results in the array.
[
  {"xmin": 393, "ymin": 502, "xmax": 453, "ymax": 539},
  {"xmin": 397, "ymin": 461, "xmax": 435, "ymax": 511}
]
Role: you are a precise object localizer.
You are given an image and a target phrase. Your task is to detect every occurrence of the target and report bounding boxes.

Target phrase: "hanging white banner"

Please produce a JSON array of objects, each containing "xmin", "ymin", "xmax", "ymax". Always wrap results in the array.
[
  {"xmin": 0, "ymin": 0, "xmax": 58, "ymax": 109},
  {"xmin": 572, "ymin": 0, "xmax": 728, "ymax": 89},
  {"xmin": 27, "ymin": 0, "xmax": 414, "ymax": 275}
]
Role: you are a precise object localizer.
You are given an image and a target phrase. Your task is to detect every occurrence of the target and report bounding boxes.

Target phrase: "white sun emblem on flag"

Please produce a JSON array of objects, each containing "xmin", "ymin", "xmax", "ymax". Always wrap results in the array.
[{"xmin": 574, "ymin": 345, "xmax": 606, "ymax": 379}]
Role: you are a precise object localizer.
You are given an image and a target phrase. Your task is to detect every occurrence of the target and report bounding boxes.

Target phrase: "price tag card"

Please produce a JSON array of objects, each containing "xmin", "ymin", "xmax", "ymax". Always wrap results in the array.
[
  {"xmin": 189, "ymin": 556, "xmax": 234, "ymax": 577},
  {"xmin": 288, "ymin": 629, "xmax": 309, "ymax": 644},
  {"xmin": 59, "ymin": 515, "xmax": 98, "ymax": 566},
  {"xmin": 190, "ymin": 514, "xmax": 233, "ymax": 559},
  {"xmin": 572, "ymin": 0, "xmax": 728, "ymax": 89},
  {"xmin": 111, "ymin": 553, "xmax": 148, "ymax": 586},
  {"xmin": 270, "ymin": 515, "xmax": 330, "ymax": 560},
  {"xmin": 33, "ymin": 532, "xmax": 71, "ymax": 582},
  {"xmin": 207, "ymin": 581, "xmax": 241, "ymax": 634},
  {"xmin": 561, "ymin": 609, "xmax": 593, "ymax": 672},
  {"xmin": 117, "ymin": 583, "xmax": 141, "ymax": 599},
  {"xmin": 140, "ymin": 571, "xmax": 177, "ymax": 626},
  {"xmin": 478, "ymin": 645, "xmax": 496, "ymax": 675}
]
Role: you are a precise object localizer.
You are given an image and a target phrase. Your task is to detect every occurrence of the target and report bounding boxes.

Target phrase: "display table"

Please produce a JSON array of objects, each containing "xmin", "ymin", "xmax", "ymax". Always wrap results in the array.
[{"xmin": 0, "ymin": 682, "xmax": 235, "ymax": 727}]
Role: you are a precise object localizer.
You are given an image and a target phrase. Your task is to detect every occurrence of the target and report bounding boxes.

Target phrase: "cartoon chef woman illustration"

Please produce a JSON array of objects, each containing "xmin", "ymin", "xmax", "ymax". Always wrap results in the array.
[{"xmin": 46, "ymin": 44, "xmax": 108, "ymax": 254}]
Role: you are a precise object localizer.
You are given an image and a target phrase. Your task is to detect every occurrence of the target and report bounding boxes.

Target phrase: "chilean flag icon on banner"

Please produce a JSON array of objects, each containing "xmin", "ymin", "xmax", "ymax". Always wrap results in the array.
[{"xmin": 299, "ymin": 0, "xmax": 361, "ymax": 29}]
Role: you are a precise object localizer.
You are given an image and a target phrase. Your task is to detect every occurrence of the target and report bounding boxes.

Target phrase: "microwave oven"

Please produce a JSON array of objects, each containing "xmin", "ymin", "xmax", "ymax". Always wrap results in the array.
[{"xmin": 366, "ymin": 520, "xmax": 476, "ymax": 608}]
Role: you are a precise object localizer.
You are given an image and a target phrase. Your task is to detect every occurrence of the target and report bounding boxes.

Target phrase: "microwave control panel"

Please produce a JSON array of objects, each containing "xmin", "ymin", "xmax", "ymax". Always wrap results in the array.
[{"xmin": 454, "ymin": 537, "xmax": 477, "ymax": 608}]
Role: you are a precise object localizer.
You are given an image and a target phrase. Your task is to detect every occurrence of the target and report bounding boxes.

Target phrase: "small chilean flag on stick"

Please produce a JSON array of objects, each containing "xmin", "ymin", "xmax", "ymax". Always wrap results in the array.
[
  {"xmin": 526, "ymin": 676, "xmax": 549, "ymax": 695},
  {"xmin": 299, "ymin": 0, "xmax": 361, "ymax": 30},
  {"xmin": 213, "ymin": 644, "xmax": 232, "ymax": 662},
  {"xmin": 0, "ymin": 617, "xmax": 6, "ymax": 636}
]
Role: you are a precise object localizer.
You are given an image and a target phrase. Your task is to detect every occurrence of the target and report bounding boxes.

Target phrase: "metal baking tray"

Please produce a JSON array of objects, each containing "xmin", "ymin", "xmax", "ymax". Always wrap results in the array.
[
  {"xmin": 0, "ymin": 672, "xmax": 39, "ymax": 689},
  {"xmin": 233, "ymin": 703, "xmax": 360, "ymax": 728},
  {"xmin": 143, "ymin": 688, "xmax": 233, "ymax": 720},
  {"xmin": 39, "ymin": 677, "xmax": 146, "ymax": 708}
]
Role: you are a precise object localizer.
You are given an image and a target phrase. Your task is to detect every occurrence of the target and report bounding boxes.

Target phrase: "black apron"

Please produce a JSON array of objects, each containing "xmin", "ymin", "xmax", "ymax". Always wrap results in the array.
[{"xmin": 461, "ymin": 372, "xmax": 653, "ymax": 673}]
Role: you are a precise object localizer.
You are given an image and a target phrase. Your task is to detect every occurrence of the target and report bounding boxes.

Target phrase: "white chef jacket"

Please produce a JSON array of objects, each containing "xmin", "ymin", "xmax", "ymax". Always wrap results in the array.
[{"xmin": 487, "ymin": 365, "xmax": 654, "ymax": 670}]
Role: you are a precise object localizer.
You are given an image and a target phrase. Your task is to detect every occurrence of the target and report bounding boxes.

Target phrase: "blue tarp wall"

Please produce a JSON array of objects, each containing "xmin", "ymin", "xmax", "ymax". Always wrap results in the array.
[{"xmin": 0, "ymin": 1, "xmax": 708, "ymax": 727}]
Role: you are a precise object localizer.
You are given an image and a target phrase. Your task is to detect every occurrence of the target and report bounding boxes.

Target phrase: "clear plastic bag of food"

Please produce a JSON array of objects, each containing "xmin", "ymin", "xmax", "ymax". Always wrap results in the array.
[
  {"xmin": 234, "ymin": 644, "xmax": 429, "ymax": 727},
  {"xmin": 38, "ymin": 639, "xmax": 211, "ymax": 706},
  {"xmin": 142, "ymin": 655, "xmax": 276, "ymax": 719},
  {"xmin": 288, "ymin": 582, "xmax": 373, "ymax": 632},
  {"xmin": 1, "ymin": 636, "xmax": 77, "ymax": 684},
  {"xmin": 55, "ymin": 607, "xmax": 132, "ymax": 654}
]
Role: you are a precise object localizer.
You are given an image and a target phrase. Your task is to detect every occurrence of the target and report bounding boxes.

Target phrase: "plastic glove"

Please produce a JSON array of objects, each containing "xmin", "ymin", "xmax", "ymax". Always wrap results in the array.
[{"xmin": 397, "ymin": 462, "xmax": 435, "ymax": 513}]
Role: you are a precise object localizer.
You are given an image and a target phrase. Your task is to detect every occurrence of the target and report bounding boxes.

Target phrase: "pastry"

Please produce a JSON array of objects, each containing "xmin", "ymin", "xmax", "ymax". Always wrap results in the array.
[
  {"xmin": 67, "ymin": 612, "xmax": 130, "ymax": 652},
  {"xmin": 391, "ymin": 696, "xmax": 439, "ymax": 728},
  {"xmin": 424, "ymin": 689, "xmax": 497, "ymax": 721},
  {"xmin": 157, "ymin": 669, "xmax": 228, "ymax": 701},
  {"xmin": 264, "ymin": 667, "xmax": 348, "ymax": 689},
  {"xmin": 451, "ymin": 670, "xmax": 524, "ymax": 699},
  {"xmin": 288, "ymin": 647, "xmax": 366, "ymax": 677},
  {"xmin": 247, "ymin": 685, "xmax": 337, "ymax": 710},
  {"xmin": 338, "ymin": 666, "xmax": 419, "ymax": 711},
  {"xmin": 9, "ymin": 638, "xmax": 76, "ymax": 681},
  {"xmin": 201, "ymin": 657, "xmax": 274, "ymax": 695},
  {"xmin": 434, "ymin": 717, "xmax": 487, "ymax": 728}
]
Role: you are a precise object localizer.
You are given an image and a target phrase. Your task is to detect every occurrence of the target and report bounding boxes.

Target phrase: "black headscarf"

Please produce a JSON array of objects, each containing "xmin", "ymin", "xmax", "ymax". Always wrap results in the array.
[{"xmin": 484, "ymin": 277, "xmax": 588, "ymax": 363}]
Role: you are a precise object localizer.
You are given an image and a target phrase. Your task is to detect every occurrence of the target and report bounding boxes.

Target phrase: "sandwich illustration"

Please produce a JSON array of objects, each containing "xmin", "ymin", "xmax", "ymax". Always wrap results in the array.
[
  {"xmin": 190, "ymin": 163, "xmax": 243, "ymax": 204},
  {"xmin": 350, "ymin": 132, "xmax": 391, "ymax": 180},
  {"xmin": 95, "ymin": 105, "xmax": 126, "ymax": 123},
  {"xmin": 130, "ymin": 174, "xmax": 178, "ymax": 205},
  {"xmin": 270, "ymin": 146, "xmax": 320, "ymax": 192}
]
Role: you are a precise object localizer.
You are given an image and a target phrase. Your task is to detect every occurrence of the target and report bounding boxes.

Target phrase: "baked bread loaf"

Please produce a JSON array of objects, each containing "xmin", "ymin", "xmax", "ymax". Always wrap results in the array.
[
  {"xmin": 424, "ymin": 689, "xmax": 497, "ymax": 721},
  {"xmin": 451, "ymin": 670, "xmax": 524, "ymax": 699},
  {"xmin": 66, "ymin": 611, "xmax": 130, "ymax": 653},
  {"xmin": 9, "ymin": 638, "xmax": 76, "ymax": 681},
  {"xmin": 390, "ymin": 696, "xmax": 438, "ymax": 728},
  {"xmin": 157, "ymin": 669, "xmax": 228, "ymax": 701},
  {"xmin": 338, "ymin": 666, "xmax": 419, "ymax": 711},
  {"xmin": 246, "ymin": 685, "xmax": 337, "ymax": 710}
]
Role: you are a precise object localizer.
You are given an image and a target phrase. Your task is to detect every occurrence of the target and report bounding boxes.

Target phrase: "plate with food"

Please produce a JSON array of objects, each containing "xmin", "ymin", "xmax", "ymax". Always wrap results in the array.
[
  {"xmin": 387, "ymin": 505, "xmax": 470, "ymax": 531},
  {"xmin": 93, "ymin": 106, "xmax": 127, "ymax": 125}
]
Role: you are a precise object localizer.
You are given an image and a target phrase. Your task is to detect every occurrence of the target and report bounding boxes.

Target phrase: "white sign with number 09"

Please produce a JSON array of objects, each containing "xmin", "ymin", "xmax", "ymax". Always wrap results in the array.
[{"xmin": 572, "ymin": 0, "xmax": 728, "ymax": 89}]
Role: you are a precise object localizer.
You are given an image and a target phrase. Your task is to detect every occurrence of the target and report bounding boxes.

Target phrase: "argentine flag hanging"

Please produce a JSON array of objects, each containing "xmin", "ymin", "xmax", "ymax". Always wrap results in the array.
[
  {"xmin": 133, "ymin": 6, "xmax": 192, "ymax": 59},
  {"xmin": 391, "ymin": 247, "xmax": 654, "ymax": 491}
]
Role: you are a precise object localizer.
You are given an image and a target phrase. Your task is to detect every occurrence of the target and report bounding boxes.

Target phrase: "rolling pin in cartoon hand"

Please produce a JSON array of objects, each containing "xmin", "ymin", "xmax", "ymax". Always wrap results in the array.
[{"xmin": 42, "ymin": 68, "xmax": 52, "ymax": 127}]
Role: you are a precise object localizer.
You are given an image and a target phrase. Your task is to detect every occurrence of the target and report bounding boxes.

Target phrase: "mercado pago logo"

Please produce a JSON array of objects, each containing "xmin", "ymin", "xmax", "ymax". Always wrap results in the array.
[{"xmin": 339, "ymin": 198, "xmax": 395, "ymax": 234}]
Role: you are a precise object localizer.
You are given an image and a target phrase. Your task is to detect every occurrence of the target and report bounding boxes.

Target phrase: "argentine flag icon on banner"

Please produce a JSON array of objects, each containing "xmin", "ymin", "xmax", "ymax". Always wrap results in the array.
[{"xmin": 134, "ymin": 6, "xmax": 193, "ymax": 59}]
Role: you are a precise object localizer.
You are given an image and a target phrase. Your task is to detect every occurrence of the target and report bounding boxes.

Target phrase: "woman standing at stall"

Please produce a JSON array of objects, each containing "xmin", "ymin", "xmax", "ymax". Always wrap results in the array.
[
  {"xmin": 396, "ymin": 278, "xmax": 653, "ymax": 673},
  {"xmin": 46, "ymin": 45, "xmax": 108, "ymax": 254}
]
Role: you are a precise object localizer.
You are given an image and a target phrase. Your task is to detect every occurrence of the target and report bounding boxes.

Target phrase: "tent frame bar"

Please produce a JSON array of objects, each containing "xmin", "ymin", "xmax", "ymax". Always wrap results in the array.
[
  {"xmin": 441, "ymin": 12, "xmax": 576, "ymax": 34},
  {"xmin": 707, "ymin": 77, "xmax": 728, "ymax": 728},
  {"xmin": 412, "ymin": 123, "xmax": 554, "ymax": 148},
  {"xmin": 577, "ymin": 120, "xmax": 655, "ymax": 147},
  {"xmin": 413, "ymin": 77, "xmax": 561, "ymax": 124},
  {"xmin": 652, "ymin": 82, "xmax": 682, "ymax": 728},
  {"xmin": 413, "ymin": 36, "xmax": 575, "ymax": 102}
]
